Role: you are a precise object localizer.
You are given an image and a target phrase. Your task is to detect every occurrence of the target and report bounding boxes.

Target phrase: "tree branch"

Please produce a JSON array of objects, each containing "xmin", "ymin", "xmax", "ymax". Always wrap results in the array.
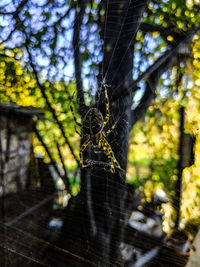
[
  {"xmin": 24, "ymin": 40, "xmax": 79, "ymax": 166},
  {"xmin": 0, "ymin": 0, "xmax": 29, "ymax": 17},
  {"xmin": 33, "ymin": 125, "xmax": 66, "ymax": 183},
  {"xmin": 132, "ymin": 25, "xmax": 200, "ymax": 91},
  {"xmin": 139, "ymin": 22, "xmax": 186, "ymax": 44},
  {"xmin": 72, "ymin": 0, "xmax": 88, "ymax": 115},
  {"xmin": 130, "ymin": 66, "xmax": 164, "ymax": 127},
  {"xmin": 56, "ymin": 141, "xmax": 70, "ymax": 191},
  {"xmin": 129, "ymin": 25, "xmax": 200, "ymax": 128},
  {"xmin": 140, "ymin": 22, "xmax": 166, "ymax": 33}
]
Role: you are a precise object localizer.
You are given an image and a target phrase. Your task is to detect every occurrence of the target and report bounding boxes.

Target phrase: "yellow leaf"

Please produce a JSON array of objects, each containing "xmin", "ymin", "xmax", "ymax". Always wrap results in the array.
[
  {"xmin": 195, "ymin": 79, "xmax": 200, "ymax": 86},
  {"xmin": 167, "ymin": 35, "xmax": 174, "ymax": 42}
]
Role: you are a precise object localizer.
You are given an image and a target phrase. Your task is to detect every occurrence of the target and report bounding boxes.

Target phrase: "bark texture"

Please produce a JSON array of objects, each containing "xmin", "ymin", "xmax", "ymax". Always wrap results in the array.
[
  {"xmin": 59, "ymin": 1, "xmax": 146, "ymax": 266},
  {"xmin": 58, "ymin": 1, "xmax": 199, "ymax": 266}
]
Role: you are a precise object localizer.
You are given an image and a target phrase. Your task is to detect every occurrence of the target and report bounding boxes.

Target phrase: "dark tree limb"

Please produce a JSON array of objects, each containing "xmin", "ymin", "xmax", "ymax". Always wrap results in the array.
[
  {"xmin": 24, "ymin": 41, "xmax": 79, "ymax": 166},
  {"xmin": 0, "ymin": 27, "xmax": 17, "ymax": 45},
  {"xmin": 140, "ymin": 22, "xmax": 166, "ymax": 33},
  {"xmin": 174, "ymin": 106, "xmax": 185, "ymax": 229},
  {"xmin": 132, "ymin": 25, "xmax": 200, "ymax": 90},
  {"xmin": 56, "ymin": 142, "xmax": 70, "ymax": 192},
  {"xmin": 72, "ymin": 0, "xmax": 88, "ymax": 115},
  {"xmin": 0, "ymin": 0, "xmax": 28, "ymax": 44},
  {"xmin": 1, "ymin": 8, "xmax": 79, "ymax": 165},
  {"xmin": 129, "ymin": 25, "xmax": 200, "ymax": 128},
  {"xmin": 33, "ymin": 125, "xmax": 66, "ymax": 184},
  {"xmin": 174, "ymin": 107, "xmax": 195, "ymax": 228},
  {"xmin": 113, "ymin": 24, "xmax": 200, "ymax": 106},
  {"xmin": 1, "ymin": 9, "xmax": 80, "ymax": 168},
  {"xmin": 139, "ymin": 22, "xmax": 186, "ymax": 43},
  {"xmin": 0, "ymin": 0, "xmax": 29, "ymax": 16},
  {"xmin": 129, "ymin": 55, "xmax": 177, "ymax": 128}
]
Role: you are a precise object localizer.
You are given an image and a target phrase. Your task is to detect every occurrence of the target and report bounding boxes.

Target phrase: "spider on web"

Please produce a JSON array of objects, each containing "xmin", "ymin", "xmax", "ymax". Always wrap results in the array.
[{"xmin": 70, "ymin": 83, "xmax": 122, "ymax": 173}]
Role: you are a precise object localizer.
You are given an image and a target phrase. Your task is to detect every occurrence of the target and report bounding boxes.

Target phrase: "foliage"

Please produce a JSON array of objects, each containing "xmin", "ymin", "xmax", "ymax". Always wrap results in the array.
[
  {"xmin": 128, "ymin": 58, "xmax": 200, "ymax": 233},
  {"xmin": 0, "ymin": 0, "xmax": 200, "ymax": 235},
  {"xmin": 0, "ymin": 47, "xmax": 39, "ymax": 106},
  {"xmin": 0, "ymin": 47, "xmax": 80, "ymax": 173}
]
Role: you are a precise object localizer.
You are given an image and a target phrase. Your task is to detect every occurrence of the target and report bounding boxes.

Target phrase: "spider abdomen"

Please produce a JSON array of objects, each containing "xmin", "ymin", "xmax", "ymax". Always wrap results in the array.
[
  {"xmin": 82, "ymin": 108, "xmax": 104, "ymax": 135},
  {"xmin": 91, "ymin": 134, "xmax": 101, "ymax": 147}
]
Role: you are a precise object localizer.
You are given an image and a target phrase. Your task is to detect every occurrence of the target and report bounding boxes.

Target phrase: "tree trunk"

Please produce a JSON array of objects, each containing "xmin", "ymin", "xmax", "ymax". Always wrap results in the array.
[
  {"xmin": 174, "ymin": 107, "xmax": 195, "ymax": 229},
  {"xmin": 59, "ymin": 1, "xmax": 146, "ymax": 266}
]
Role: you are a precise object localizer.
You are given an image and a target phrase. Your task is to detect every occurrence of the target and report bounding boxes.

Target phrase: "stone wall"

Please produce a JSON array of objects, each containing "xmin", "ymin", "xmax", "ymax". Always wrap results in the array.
[
  {"xmin": 186, "ymin": 229, "xmax": 200, "ymax": 267},
  {"xmin": 0, "ymin": 111, "xmax": 33, "ymax": 196}
]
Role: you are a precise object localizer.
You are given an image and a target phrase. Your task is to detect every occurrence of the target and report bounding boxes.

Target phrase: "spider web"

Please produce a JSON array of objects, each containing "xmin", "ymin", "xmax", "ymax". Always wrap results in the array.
[{"xmin": 0, "ymin": 0, "xmax": 199, "ymax": 266}]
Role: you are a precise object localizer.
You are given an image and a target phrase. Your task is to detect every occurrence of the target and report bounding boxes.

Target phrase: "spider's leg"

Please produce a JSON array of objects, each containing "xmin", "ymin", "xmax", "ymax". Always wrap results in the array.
[
  {"xmin": 79, "ymin": 138, "xmax": 90, "ymax": 167},
  {"xmin": 100, "ymin": 136, "xmax": 122, "ymax": 173},
  {"xmin": 75, "ymin": 126, "xmax": 82, "ymax": 137},
  {"xmin": 104, "ymin": 120, "xmax": 118, "ymax": 138},
  {"xmin": 102, "ymin": 83, "xmax": 110, "ymax": 127},
  {"xmin": 70, "ymin": 91, "xmax": 82, "ymax": 128}
]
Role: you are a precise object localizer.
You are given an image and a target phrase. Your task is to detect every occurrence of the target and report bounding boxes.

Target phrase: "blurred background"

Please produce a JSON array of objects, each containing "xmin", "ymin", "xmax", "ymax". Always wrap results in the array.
[{"xmin": 0, "ymin": 0, "xmax": 200, "ymax": 266}]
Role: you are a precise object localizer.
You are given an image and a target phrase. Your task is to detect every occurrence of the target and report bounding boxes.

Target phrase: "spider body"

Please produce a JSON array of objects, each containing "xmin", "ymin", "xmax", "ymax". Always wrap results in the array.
[
  {"xmin": 82, "ymin": 108, "xmax": 104, "ymax": 136},
  {"xmin": 70, "ymin": 84, "xmax": 121, "ymax": 173}
]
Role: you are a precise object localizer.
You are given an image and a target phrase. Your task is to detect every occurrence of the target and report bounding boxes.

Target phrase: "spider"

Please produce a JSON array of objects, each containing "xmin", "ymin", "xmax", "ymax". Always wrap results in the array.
[{"xmin": 70, "ymin": 83, "xmax": 121, "ymax": 173}]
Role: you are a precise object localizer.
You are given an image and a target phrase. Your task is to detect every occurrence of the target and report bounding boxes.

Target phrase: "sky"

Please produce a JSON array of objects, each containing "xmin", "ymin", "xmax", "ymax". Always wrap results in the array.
[{"xmin": 0, "ymin": 0, "xmax": 172, "ymax": 104}]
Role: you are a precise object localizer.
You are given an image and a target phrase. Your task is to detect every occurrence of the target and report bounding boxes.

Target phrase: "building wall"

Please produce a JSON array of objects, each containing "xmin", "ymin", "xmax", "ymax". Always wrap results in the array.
[{"xmin": 0, "ymin": 113, "xmax": 32, "ymax": 196}]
